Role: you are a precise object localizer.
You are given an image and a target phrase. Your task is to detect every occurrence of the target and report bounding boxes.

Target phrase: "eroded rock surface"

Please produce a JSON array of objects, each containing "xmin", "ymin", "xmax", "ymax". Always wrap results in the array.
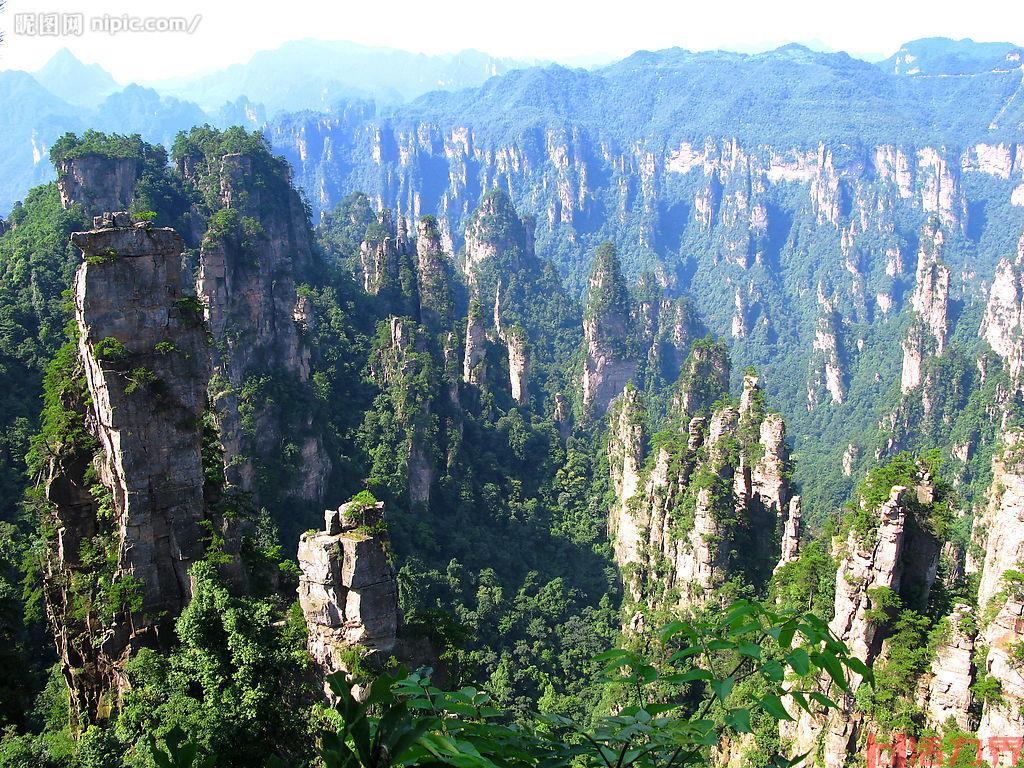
[
  {"xmin": 298, "ymin": 500, "xmax": 399, "ymax": 685},
  {"xmin": 44, "ymin": 214, "xmax": 223, "ymax": 725},
  {"xmin": 57, "ymin": 155, "xmax": 140, "ymax": 219},
  {"xmin": 606, "ymin": 360, "xmax": 791, "ymax": 617}
]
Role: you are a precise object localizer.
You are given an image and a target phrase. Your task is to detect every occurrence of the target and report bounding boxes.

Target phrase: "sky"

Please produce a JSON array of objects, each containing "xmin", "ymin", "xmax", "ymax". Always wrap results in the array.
[{"xmin": 1, "ymin": 0, "xmax": 1023, "ymax": 82}]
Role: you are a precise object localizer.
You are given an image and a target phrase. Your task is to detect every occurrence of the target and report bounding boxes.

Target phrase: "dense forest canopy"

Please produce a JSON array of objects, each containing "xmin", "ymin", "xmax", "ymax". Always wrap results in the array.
[{"xmin": 1, "ymin": 31, "xmax": 1024, "ymax": 765}]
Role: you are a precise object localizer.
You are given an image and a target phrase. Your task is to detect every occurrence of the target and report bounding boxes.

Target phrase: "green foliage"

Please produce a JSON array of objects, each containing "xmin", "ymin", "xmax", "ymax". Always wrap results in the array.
[
  {"xmin": 124, "ymin": 366, "xmax": 159, "ymax": 395},
  {"xmin": 673, "ymin": 337, "xmax": 730, "ymax": 418},
  {"xmin": 584, "ymin": 243, "xmax": 633, "ymax": 353},
  {"xmin": 4, "ymin": 114, "xmax": 1017, "ymax": 768},
  {"xmin": 113, "ymin": 561, "xmax": 316, "ymax": 767},
  {"xmin": 844, "ymin": 451, "xmax": 954, "ymax": 541},
  {"xmin": 50, "ymin": 131, "xmax": 152, "ymax": 166},
  {"xmin": 154, "ymin": 600, "xmax": 861, "ymax": 768},
  {"xmin": 346, "ymin": 490, "xmax": 379, "ymax": 512},
  {"xmin": 94, "ymin": 337, "xmax": 130, "ymax": 361},
  {"xmin": 48, "ymin": 133, "xmax": 196, "ymax": 234},
  {"xmin": 173, "ymin": 296, "xmax": 204, "ymax": 319},
  {"xmin": 769, "ymin": 542, "xmax": 836, "ymax": 619},
  {"xmin": 0, "ymin": 523, "xmax": 35, "ymax": 728},
  {"xmin": 971, "ymin": 645, "xmax": 1002, "ymax": 705},
  {"xmin": 855, "ymin": 598, "xmax": 935, "ymax": 733},
  {"xmin": 85, "ymin": 248, "xmax": 118, "ymax": 266},
  {"xmin": 0, "ymin": 184, "xmax": 85, "ymax": 503},
  {"xmin": 317, "ymin": 194, "xmax": 378, "ymax": 272},
  {"xmin": 171, "ymin": 126, "xmax": 291, "ymax": 216},
  {"xmin": 26, "ymin": 340, "xmax": 96, "ymax": 477},
  {"xmin": 148, "ymin": 727, "xmax": 214, "ymax": 768},
  {"xmin": 205, "ymin": 208, "xmax": 238, "ymax": 243}
]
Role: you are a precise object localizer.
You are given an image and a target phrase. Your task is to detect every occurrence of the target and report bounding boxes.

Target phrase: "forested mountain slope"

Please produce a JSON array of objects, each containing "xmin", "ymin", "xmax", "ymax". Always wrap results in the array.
[
  {"xmin": 3, "ymin": 37, "xmax": 1024, "ymax": 765},
  {"xmin": 264, "ymin": 40, "xmax": 1024, "ymax": 522}
]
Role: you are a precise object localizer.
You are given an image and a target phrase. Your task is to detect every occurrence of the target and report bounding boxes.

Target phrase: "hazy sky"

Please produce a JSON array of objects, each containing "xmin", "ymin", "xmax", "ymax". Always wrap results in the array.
[{"xmin": 1, "ymin": 0, "xmax": 1023, "ymax": 82}]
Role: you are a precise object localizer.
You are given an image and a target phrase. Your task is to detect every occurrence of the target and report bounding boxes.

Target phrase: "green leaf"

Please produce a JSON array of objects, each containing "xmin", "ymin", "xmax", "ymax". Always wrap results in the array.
[
  {"xmin": 660, "ymin": 668, "xmax": 713, "ymax": 684},
  {"xmin": 637, "ymin": 664, "xmax": 659, "ymax": 684},
  {"xmin": 760, "ymin": 660, "xmax": 785, "ymax": 682},
  {"xmin": 777, "ymin": 622, "xmax": 796, "ymax": 649},
  {"xmin": 790, "ymin": 691, "xmax": 810, "ymax": 713},
  {"xmin": 759, "ymin": 694, "xmax": 793, "ymax": 721},
  {"xmin": 594, "ymin": 648, "xmax": 632, "ymax": 662},
  {"xmin": 659, "ymin": 620, "xmax": 689, "ymax": 643},
  {"xmin": 724, "ymin": 601, "xmax": 756, "ymax": 627},
  {"xmin": 726, "ymin": 708, "xmax": 752, "ymax": 733},
  {"xmin": 771, "ymin": 750, "xmax": 811, "ymax": 768},
  {"xmin": 711, "ymin": 676, "xmax": 735, "ymax": 702},
  {"xmin": 738, "ymin": 641, "xmax": 762, "ymax": 659},
  {"xmin": 668, "ymin": 646, "xmax": 702, "ymax": 663},
  {"xmin": 786, "ymin": 648, "xmax": 810, "ymax": 675},
  {"xmin": 809, "ymin": 691, "xmax": 840, "ymax": 710},
  {"xmin": 844, "ymin": 655, "xmax": 872, "ymax": 681},
  {"xmin": 816, "ymin": 651, "xmax": 849, "ymax": 692}
]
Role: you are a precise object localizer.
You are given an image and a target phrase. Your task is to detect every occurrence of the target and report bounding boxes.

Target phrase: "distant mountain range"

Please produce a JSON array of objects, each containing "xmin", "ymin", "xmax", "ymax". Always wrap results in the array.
[
  {"xmin": 152, "ymin": 39, "xmax": 538, "ymax": 112},
  {"xmin": 881, "ymin": 36, "xmax": 1023, "ymax": 75},
  {"xmin": 0, "ymin": 43, "xmax": 538, "ymax": 215},
  {"xmin": 32, "ymin": 48, "xmax": 121, "ymax": 107},
  {"xmin": 384, "ymin": 40, "xmax": 1024, "ymax": 147},
  {"xmin": 0, "ymin": 37, "xmax": 1021, "ymax": 216}
]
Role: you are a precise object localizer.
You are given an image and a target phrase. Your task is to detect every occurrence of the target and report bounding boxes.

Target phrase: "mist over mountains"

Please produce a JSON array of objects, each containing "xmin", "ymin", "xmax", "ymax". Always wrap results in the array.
[{"xmin": 3, "ymin": 36, "xmax": 1022, "ymax": 217}]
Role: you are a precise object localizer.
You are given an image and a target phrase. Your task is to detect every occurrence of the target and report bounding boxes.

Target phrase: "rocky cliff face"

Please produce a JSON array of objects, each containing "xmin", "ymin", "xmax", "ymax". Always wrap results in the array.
[
  {"xmin": 901, "ymin": 220, "xmax": 951, "ymax": 393},
  {"xmin": 786, "ymin": 472, "xmax": 941, "ymax": 767},
  {"xmin": 185, "ymin": 147, "xmax": 330, "ymax": 512},
  {"xmin": 901, "ymin": 219, "xmax": 951, "ymax": 392},
  {"xmin": 975, "ymin": 432, "xmax": 1024, "ymax": 739},
  {"xmin": 269, "ymin": 127, "xmax": 1005, "ymax": 330},
  {"xmin": 830, "ymin": 482, "xmax": 940, "ymax": 656},
  {"xmin": 462, "ymin": 189, "xmax": 530, "ymax": 279},
  {"xmin": 505, "ymin": 327, "xmax": 530, "ymax": 404},
  {"xmin": 875, "ymin": 217, "xmax": 960, "ymax": 458},
  {"xmin": 606, "ymin": 360, "xmax": 791, "ymax": 618},
  {"xmin": 297, "ymin": 499, "xmax": 399, "ymax": 688},
  {"xmin": 372, "ymin": 317, "xmax": 437, "ymax": 506},
  {"xmin": 43, "ymin": 213, "xmax": 226, "ymax": 726},
  {"xmin": 57, "ymin": 155, "xmax": 141, "ymax": 219},
  {"xmin": 606, "ymin": 386, "xmax": 646, "ymax": 586},
  {"xmin": 358, "ymin": 209, "xmax": 402, "ymax": 295},
  {"xmin": 451, "ymin": 188, "xmax": 577, "ymax": 407},
  {"xmin": 463, "ymin": 300, "xmax": 488, "ymax": 387},
  {"xmin": 673, "ymin": 340, "xmax": 730, "ymax": 417},
  {"xmin": 923, "ymin": 603, "xmax": 976, "ymax": 730},
  {"xmin": 980, "ymin": 233, "xmax": 1024, "ymax": 386},
  {"xmin": 416, "ymin": 216, "xmax": 455, "ymax": 332},
  {"xmin": 271, "ymin": 124, "xmax": 1024, "ymax": 524},
  {"xmin": 775, "ymin": 496, "xmax": 801, "ymax": 571},
  {"xmin": 635, "ymin": 282, "xmax": 702, "ymax": 388},
  {"xmin": 583, "ymin": 244, "xmax": 635, "ymax": 416},
  {"xmin": 355, "ymin": 209, "xmax": 420, "ymax": 318},
  {"xmin": 807, "ymin": 308, "xmax": 846, "ymax": 409},
  {"xmin": 978, "ymin": 595, "xmax": 1024, "ymax": 741}
]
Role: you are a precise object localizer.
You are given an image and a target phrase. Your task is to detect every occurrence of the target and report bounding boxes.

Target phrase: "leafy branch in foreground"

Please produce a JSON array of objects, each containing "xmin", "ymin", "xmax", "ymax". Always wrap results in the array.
[
  {"xmin": 332, "ymin": 600, "xmax": 866, "ymax": 768},
  {"xmin": 157, "ymin": 600, "xmax": 869, "ymax": 767}
]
